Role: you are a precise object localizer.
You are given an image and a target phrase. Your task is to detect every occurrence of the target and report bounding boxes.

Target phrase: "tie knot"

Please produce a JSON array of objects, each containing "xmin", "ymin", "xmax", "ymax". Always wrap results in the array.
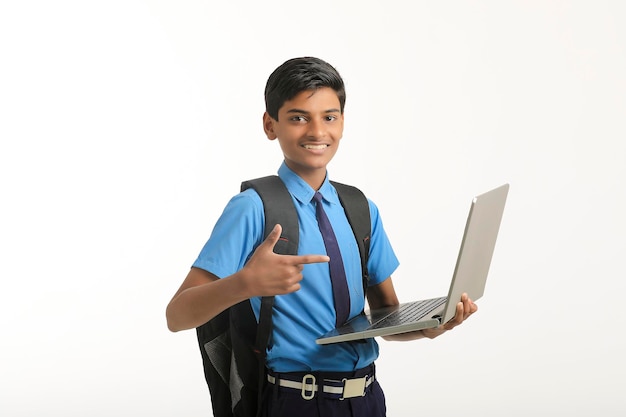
[{"xmin": 313, "ymin": 192, "xmax": 324, "ymax": 204}]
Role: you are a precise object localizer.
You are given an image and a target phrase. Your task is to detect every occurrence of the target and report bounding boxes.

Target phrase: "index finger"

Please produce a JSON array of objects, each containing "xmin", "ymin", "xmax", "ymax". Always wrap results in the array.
[{"xmin": 290, "ymin": 254, "xmax": 330, "ymax": 265}]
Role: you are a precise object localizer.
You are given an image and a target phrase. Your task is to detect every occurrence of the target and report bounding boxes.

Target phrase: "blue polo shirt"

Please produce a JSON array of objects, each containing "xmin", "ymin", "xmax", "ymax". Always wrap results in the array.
[{"xmin": 193, "ymin": 162, "xmax": 399, "ymax": 372}]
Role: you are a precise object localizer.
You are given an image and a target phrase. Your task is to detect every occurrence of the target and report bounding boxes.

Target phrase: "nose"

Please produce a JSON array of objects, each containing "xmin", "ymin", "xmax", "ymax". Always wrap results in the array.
[{"xmin": 306, "ymin": 118, "xmax": 326, "ymax": 139}]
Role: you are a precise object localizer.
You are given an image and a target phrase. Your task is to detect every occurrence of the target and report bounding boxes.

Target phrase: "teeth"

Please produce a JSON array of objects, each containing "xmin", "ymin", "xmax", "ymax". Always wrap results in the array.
[{"xmin": 303, "ymin": 144, "xmax": 328, "ymax": 150}]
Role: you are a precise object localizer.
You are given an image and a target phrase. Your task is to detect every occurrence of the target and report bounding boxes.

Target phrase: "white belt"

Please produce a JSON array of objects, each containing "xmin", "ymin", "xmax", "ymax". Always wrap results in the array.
[{"xmin": 267, "ymin": 373, "xmax": 375, "ymax": 400}]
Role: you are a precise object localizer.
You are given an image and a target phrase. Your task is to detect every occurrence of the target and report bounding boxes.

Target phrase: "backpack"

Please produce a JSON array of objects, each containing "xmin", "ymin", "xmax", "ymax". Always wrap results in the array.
[{"xmin": 195, "ymin": 175, "xmax": 371, "ymax": 417}]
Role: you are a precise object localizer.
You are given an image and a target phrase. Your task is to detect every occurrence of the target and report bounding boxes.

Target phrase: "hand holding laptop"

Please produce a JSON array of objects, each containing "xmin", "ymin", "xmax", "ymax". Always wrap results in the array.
[
  {"xmin": 422, "ymin": 293, "xmax": 478, "ymax": 338},
  {"xmin": 381, "ymin": 292, "xmax": 478, "ymax": 341}
]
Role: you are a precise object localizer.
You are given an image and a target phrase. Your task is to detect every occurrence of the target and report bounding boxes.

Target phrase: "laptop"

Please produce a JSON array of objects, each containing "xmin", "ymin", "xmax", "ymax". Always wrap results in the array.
[{"xmin": 316, "ymin": 183, "xmax": 509, "ymax": 345}]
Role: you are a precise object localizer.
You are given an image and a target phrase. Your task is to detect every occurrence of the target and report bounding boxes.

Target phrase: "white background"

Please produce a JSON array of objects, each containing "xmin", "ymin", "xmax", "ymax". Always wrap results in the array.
[{"xmin": 1, "ymin": 1, "xmax": 625, "ymax": 416}]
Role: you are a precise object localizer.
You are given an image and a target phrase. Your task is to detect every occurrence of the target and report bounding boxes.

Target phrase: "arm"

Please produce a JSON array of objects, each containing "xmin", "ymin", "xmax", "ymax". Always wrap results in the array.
[
  {"xmin": 166, "ymin": 267, "xmax": 249, "ymax": 332},
  {"xmin": 166, "ymin": 224, "xmax": 329, "ymax": 332},
  {"xmin": 366, "ymin": 277, "xmax": 478, "ymax": 341}
]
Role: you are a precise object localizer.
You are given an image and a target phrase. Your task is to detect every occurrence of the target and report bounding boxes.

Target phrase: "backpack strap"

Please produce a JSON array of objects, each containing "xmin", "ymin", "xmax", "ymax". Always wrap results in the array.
[
  {"xmin": 241, "ymin": 176, "xmax": 299, "ymax": 256},
  {"xmin": 241, "ymin": 176, "xmax": 300, "ymax": 354},
  {"xmin": 240, "ymin": 176, "xmax": 299, "ymax": 417},
  {"xmin": 330, "ymin": 180, "xmax": 371, "ymax": 293}
]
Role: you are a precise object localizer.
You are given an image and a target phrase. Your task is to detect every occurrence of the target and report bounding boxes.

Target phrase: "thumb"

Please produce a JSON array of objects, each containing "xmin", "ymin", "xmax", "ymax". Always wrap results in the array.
[{"xmin": 261, "ymin": 224, "xmax": 282, "ymax": 251}]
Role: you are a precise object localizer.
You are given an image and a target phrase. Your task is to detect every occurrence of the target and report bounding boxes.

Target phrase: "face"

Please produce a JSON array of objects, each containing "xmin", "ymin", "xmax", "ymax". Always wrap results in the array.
[{"xmin": 263, "ymin": 87, "xmax": 344, "ymax": 188}]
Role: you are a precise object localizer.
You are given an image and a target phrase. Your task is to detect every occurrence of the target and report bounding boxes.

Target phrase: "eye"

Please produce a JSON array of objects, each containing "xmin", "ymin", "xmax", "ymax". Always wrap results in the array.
[
  {"xmin": 290, "ymin": 115, "xmax": 307, "ymax": 123},
  {"xmin": 324, "ymin": 115, "xmax": 338, "ymax": 122}
]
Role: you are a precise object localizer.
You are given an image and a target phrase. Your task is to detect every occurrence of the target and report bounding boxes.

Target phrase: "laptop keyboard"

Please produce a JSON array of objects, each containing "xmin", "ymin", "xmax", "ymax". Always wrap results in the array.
[{"xmin": 369, "ymin": 297, "xmax": 447, "ymax": 329}]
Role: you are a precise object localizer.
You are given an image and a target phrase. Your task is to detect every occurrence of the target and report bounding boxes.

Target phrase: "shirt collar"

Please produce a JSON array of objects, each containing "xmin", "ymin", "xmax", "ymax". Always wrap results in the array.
[{"xmin": 277, "ymin": 162, "xmax": 340, "ymax": 206}]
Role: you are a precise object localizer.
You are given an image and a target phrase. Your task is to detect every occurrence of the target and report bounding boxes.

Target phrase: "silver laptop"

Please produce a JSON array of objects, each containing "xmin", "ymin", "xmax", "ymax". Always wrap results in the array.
[{"xmin": 316, "ymin": 183, "xmax": 509, "ymax": 345}]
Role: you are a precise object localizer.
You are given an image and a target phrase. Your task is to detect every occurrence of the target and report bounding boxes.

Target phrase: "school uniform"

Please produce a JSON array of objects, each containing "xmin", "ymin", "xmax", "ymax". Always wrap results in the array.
[{"xmin": 193, "ymin": 162, "xmax": 399, "ymax": 416}]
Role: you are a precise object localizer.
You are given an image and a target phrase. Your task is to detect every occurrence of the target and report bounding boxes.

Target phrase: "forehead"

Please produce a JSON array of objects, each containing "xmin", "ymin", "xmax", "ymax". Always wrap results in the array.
[{"xmin": 279, "ymin": 87, "xmax": 341, "ymax": 113}]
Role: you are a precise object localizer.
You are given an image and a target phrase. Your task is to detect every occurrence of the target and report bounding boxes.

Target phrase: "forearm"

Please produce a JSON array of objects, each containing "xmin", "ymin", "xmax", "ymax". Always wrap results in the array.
[
  {"xmin": 166, "ymin": 224, "xmax": 329, "ymax": 332},
  {"xmin": 166, "ymin": 269, "xmax": 252, "ymax": 332}
]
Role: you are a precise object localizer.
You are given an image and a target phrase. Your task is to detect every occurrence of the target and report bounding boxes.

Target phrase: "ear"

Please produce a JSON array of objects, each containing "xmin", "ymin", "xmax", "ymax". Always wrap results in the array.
[{"xmin": 263, "ymin": 112, "xmax": 277, "ymax": 140}]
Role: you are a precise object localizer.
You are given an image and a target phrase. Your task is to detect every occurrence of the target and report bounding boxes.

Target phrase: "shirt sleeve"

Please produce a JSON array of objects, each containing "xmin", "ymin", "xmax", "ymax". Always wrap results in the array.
[
  {"xmin": 366, "ymin": 199, "xmax": 400, "ymax": 286},
  {"xmin": 192, "ymin": 189, "xmax": 265, "ymax": 279}
]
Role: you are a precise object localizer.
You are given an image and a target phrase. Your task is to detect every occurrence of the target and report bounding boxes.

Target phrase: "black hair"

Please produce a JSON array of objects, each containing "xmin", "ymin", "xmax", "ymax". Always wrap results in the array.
[{"xmin": 264, "ymin": 57, "xmax": 346, "ymax": 120}]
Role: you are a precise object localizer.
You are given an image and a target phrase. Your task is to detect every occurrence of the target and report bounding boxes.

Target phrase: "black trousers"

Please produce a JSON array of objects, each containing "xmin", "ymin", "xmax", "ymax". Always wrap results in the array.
[{"xmin": 260, "ymin": 365, "xmax": 387, "ymax": 417}]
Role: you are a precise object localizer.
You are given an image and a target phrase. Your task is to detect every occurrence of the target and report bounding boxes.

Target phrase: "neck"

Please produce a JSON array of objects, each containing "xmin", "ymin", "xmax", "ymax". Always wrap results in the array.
[
  {"xmin": 284, "ymin": 161, "xmax": 327, "ymax": 190},
  {"xmin": 301, "ymin": 170, "xmax": 327, "ymax": 191}
]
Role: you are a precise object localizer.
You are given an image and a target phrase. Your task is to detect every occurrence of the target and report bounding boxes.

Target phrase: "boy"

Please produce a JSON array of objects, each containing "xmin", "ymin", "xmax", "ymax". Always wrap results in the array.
[{"xmin": 166, "ymin": 57, "xmax": 477, "ymax": 417}]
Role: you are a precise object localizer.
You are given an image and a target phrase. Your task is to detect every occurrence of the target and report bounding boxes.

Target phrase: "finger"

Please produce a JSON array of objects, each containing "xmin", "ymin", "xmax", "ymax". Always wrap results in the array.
[
  {"xmin": 464, "ymin": 295, "xmax": 477, "ymax": 314},
  {"xmin": 443, "ymin": 304, "xmax": 461, "ymax": 330},
  {"xmin": 292, "ymin": 254, "xmax": 330, "ymax": 265},
  {"xmin": 449, "ymin": 302, "xmax": 464, "ymax": 327},
  {"xmin": 464, "ymin": 297, "xmax": 472, "ymax": 316},
  {"xmin": 457, "ymin": 301, "xmax": 465, "ymax": 321},
  {"xmin": 461, "ymin": 293, "xmax": 472, "ymax": 318},
  {"xmin": 260, "ymin": 224, "xmax": 282, "ymax": 251}
]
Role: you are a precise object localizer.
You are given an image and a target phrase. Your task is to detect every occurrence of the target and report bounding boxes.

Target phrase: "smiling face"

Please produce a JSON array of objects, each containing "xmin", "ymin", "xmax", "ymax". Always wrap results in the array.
[{"xmin": 263, "ymin": 87, "xmax": 344, "ymax": 189}]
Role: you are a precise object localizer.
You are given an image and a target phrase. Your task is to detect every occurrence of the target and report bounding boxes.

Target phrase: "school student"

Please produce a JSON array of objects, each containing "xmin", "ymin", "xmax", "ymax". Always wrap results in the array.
[{"xmin": 166, "ymin": 56, "xmax": 477, "ymax": 417}]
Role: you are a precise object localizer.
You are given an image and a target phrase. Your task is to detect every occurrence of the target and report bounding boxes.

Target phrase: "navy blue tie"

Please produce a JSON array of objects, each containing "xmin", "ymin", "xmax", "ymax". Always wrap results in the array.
[{"xmin": 313, "ymin": 191, "xmax": 350, "ymax": 326}]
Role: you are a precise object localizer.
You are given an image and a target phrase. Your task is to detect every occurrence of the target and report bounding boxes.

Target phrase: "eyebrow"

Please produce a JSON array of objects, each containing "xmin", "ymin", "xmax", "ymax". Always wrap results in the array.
[{"xmin": 285, "ymin": 108, "xmax": 341, "ymax": 115}]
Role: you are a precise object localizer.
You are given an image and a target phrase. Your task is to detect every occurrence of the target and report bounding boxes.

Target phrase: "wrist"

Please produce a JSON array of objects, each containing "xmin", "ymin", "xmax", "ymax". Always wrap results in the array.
[{"xmin": 230, "ymin": 267, "xmax": 248, "ymax": 299}]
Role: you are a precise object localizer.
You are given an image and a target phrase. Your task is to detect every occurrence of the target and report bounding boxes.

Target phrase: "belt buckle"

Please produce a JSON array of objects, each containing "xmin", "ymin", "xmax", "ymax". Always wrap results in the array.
[
  {"xmin": 301, "ymin": 374, "xmax": 316, "ymax": 400},
  {"xmin": 340, "ymin": 376, "xmax": 367, "ymax": 400}
]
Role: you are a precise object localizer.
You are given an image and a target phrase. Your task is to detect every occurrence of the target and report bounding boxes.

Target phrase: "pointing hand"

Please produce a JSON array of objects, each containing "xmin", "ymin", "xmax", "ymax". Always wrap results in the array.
[{"xmin": 242, "ymin": 224, "xmax": 329, "ymax": 296}]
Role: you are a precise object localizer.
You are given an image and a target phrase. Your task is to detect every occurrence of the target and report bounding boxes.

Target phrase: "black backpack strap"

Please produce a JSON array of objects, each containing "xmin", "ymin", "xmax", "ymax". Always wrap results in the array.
[
  {"xmin": 241, "ymin": 175, "xmax": 299, "ymax": 416},
  {"xmin": 241, "ymin": 175, "xmax": 300, "ymax": 352},
  {"xmin": 241, "ymin": 176, "xmax": 299, "ymax": 256},
  {"xmin": 330, "ymin": 181, "xmax": 371, "ymax": 292}
]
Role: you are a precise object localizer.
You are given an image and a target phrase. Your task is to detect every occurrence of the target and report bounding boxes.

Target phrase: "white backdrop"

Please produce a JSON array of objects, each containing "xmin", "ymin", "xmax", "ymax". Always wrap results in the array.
[{"xmin": 1, "ymin": 1, "xmax": 625, "ymax": 416}]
